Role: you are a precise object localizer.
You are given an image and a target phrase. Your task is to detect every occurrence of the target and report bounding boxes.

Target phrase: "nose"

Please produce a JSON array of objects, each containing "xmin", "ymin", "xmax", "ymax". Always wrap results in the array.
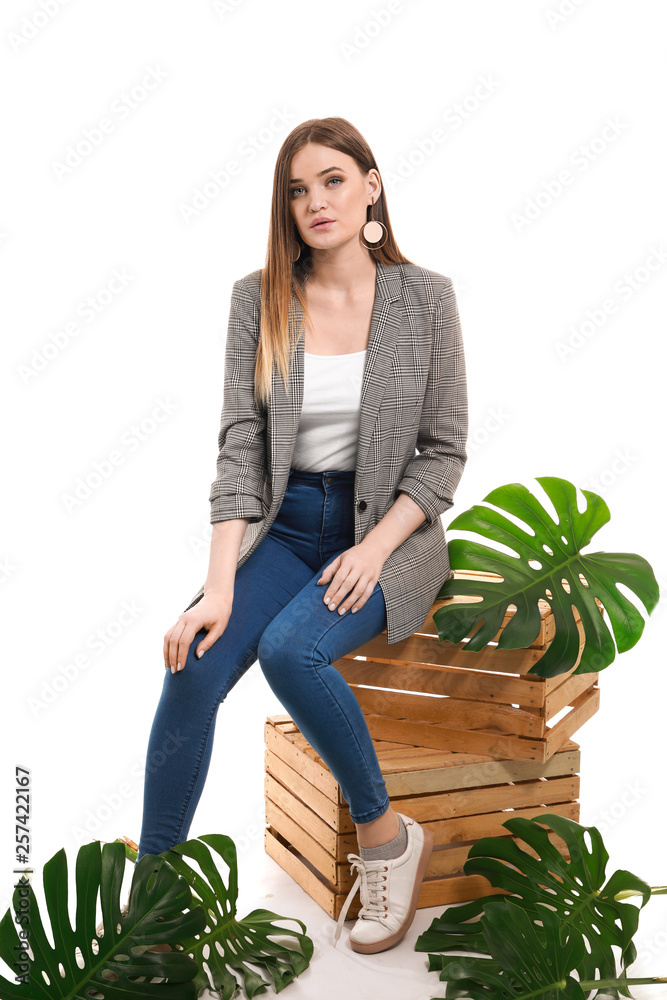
[{"xmin": 308, "ymin": 191, "xmax": 327, "ymax": 213}]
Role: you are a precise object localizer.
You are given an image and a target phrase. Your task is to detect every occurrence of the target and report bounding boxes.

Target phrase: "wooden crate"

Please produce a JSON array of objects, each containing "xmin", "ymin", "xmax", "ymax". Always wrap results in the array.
[
  {"xmin": 329, "ymin": 571, "xmax": 601, "ymax": 764},
  {"xmin": 264, "ymin": 714, "xmax": 581, "ymax": 921}
]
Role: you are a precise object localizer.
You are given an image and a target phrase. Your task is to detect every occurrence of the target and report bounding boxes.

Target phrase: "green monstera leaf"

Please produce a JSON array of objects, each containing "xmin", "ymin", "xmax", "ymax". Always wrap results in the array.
[
  {"xmin": 431, "ymin": 898, "xmax": 667, "ymax": 1000},
  {"xmin": 434, "ymin": 899, "xmax": 589, "ymax": 999},
  {"xmin": 416, "ymin": 812, "xmax": 653, "ymax": 1000},
  {"xmin": 157, "ymin": 834, "xmax": 313, "ymax": 999},
  {"xmin": 435, "ymin": 477, "xmax": 659, "ymax": 677},
  {"xmin": 0, "ymin": 840, "xmax": 205, "ymax": 999}
]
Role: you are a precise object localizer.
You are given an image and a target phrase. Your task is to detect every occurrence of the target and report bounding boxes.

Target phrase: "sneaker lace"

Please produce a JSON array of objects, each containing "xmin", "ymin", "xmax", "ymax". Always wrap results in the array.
[{"xmin": 333, "ymin": 854, "xmax": 388, "ymax": 948}]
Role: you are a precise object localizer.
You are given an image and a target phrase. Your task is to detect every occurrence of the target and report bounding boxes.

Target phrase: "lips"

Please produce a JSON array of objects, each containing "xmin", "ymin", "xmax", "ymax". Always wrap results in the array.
[{"xmin": 311, "ymin": 218, "xmax": 334, "ymax": 228}]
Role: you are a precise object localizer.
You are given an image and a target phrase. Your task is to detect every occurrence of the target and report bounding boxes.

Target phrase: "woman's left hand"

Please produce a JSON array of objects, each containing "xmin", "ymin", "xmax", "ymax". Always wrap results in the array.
[{"xmin": 316, "ymin": 541, "xmax": 386, "ymax": 616}]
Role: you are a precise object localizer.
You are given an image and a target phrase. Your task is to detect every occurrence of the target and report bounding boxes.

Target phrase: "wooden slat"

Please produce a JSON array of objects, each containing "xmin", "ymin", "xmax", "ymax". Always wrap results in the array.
[
  {"xmin": 424, "ymin": 827, "xmax": 573, "ymax": 877},
  {"xmin": 265, "ymin": 797, "xmax": 346, "ymax": 877},
  {"xmin": 337, "ymin": 657, "xmax": 548, "ymax": 708},
  {"xmin": 337, "ymin": 632, "xmax": 551, "ymax": 676},
  {"xmin": 417, "ymin": 877, "xmax": 507, "ymax": 910},
  {"xmin": 265, "ymin": 827, "xmax": 342, "ymax": 919},
  {"xmin": 268, "ymin": 770, "xmax": 578, "ymax": 858},
  {"xmin": 382, "ymin": 748, "xmax": 581, "ymax": 796},
  {"xmin": 265, "ymin": 749, "xmax": 355, "ymax": 833},
  {"xmin": 264, "ymin": 721, "xmax": 342, "ymax": 803},
  {"xmin": 265, "ymin": 775, "xmax": 357, "ymax": 859},
  {"xmin": 544, "ymin": 672, "xmax": 599, "ymax": 721},
  {"xmin": 269, "ymin": 713, "xmax": 583, "ymax": 779},
  {"xmin": 348, "ymin": 685, "xmax": 545, "ymax": 738},
  {"xmin": 364, "ymin": 715, "xmax": 547, "ymax": 761},
  {"xmin": 265, "ymin": 799, "xmax": 580, "ymax": 918},
  {"xmin": 390, "ymin": 775, "xmax": 580, "ymax": 827},
  {"xmin": 544, "ymin": 685, "xmax": 600, "ymax": 759},
  {"xmin": 267, "ymin": 719, "xmax": 579, "ymax": 804}
]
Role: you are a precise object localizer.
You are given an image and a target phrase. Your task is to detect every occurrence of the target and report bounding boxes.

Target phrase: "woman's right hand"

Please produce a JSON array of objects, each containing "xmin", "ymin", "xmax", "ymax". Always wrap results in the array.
[{"xmin": 163, "ymin": 591, "xmax": 233, "ymax": 673}]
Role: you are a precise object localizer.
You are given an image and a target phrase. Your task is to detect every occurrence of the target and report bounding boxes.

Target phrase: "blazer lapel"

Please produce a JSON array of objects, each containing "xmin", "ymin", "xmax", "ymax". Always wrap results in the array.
[
  {"xmin": 268, "ymin": 258, "xmax": 404, "ymax": 495},
  {"xmin": 353, "ymin": 260, "xmax": 403, "ymax": 480}
]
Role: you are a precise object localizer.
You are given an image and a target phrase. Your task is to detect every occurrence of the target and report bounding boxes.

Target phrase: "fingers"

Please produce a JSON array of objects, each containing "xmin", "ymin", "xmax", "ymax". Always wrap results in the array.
[
  {"xmin": 163, "ymin": 616, "xmax": 197, "ymax": 673},
  {"xmin": 321, "ymin": 562, "xmax": 354, "ymax": 609},
  {"xmin": 163, "ymin": 606, "xmax": 231, "ymax": 674},
  {"xmin": 316, "ymin": 555, "xmax": 339, "ymax": 585},
  {"xmin": 324, "ymin": 570, "xmax": 375, "ymax": 615},
  {"xmin": 195, "ymin": 624, "xmax": 224, "ymax": 661},
  {"xmin": 330, "ymin": 579, "xmax": 374, "ymax": 615}
]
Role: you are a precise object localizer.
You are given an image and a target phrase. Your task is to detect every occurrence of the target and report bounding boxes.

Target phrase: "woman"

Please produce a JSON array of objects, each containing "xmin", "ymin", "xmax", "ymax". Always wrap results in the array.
[{"xmin": 137, "ymin": 116, "xmax": 468, "ymax": 955}]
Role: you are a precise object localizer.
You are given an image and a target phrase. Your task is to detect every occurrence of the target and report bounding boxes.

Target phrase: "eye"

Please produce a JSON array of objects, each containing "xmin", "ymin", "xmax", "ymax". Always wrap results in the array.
[{"xmin": 290, "ymin": 176, "xmax": 343, "ymax": 198}]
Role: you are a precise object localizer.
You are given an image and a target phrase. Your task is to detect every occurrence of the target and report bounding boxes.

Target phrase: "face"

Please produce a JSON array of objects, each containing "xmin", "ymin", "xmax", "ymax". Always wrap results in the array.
[{"xmin": 288, "ymin": 142, "xmax": 381, "ymax": 255}]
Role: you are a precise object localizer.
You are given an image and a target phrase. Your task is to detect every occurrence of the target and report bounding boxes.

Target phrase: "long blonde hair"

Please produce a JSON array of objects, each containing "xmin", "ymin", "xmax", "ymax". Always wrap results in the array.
[{"xmin": 254, "ymin": 116, "xmax": 412, "ymax": 407}]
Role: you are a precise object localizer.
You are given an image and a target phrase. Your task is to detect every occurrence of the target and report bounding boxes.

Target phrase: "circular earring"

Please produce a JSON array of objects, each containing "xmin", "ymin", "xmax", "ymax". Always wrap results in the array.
[
  {"xmin": 292, "ymin": 237, "xmax": 302, "ymax": 262},
  {"xmin": 359, "ymin": 200, "xmax": 387, "ymax": 249}
]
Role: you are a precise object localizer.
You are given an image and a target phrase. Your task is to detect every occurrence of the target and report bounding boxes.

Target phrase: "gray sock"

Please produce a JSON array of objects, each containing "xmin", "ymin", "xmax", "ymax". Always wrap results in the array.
[{"xmin": 359, "ymin": 814, "xmax": 407, "ymax": 861}]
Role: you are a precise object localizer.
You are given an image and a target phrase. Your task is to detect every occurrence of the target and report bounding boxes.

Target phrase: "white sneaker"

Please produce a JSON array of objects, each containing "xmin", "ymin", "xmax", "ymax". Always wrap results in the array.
[{"xmin": 333, "ymin": 813, "xmax": 433, "ymax": 953}]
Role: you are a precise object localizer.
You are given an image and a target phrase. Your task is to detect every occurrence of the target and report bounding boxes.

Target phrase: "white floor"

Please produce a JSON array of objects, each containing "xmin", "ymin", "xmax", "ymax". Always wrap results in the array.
[
  {"xmin": 225, "ymin": 835, "xmax": 452, "ymax": 1000},
  {"xmin": 202, "ymin": 832, "xmax": 667, "ymax": 1000}
]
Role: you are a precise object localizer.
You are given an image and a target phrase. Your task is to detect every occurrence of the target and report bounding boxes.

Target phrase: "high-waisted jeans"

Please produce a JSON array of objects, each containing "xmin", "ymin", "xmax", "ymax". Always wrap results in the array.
[{"xmin": 137, "ymin": 467, "xmax": 391, "ymax": 859}]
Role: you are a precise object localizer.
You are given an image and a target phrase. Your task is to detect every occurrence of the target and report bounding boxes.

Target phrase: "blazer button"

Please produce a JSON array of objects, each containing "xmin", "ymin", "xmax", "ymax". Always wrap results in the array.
[{"xmin": 357, "ymin": 499, "xmax": 367, "ymax": 511}]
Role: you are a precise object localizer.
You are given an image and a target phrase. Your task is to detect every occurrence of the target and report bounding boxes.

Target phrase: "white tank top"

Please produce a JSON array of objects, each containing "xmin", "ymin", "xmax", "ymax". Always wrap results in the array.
[{"xmin": 291, "ymin": 349, "xmax": 367, "ymax": 471}]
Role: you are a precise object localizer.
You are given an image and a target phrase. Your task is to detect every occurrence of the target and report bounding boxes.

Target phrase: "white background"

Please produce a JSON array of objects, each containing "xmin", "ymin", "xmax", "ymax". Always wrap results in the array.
[{"xmin": 1, "ymin": 1, "xmax": 666, "ymax": 997}]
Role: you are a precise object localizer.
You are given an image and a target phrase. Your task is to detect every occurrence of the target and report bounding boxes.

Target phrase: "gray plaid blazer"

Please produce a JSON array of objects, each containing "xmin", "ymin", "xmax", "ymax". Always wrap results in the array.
[{"xmin": 183, "ymin": 258, "xmax": 468, "ymax": 644}]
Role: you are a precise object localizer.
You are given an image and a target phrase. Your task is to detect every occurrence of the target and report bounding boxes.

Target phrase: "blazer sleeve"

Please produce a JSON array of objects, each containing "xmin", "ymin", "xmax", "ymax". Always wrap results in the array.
[
  {"xmin": 208, "ymin": 278, "xmax": 267, "ymax": 523},
  {"xmin": 394, "ymin": 277, "xmax": 468, "ymax": 526}
]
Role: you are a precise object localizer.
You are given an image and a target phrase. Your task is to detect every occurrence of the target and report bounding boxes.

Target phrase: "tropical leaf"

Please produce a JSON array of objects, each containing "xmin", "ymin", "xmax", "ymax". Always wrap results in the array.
[
  {"xmin": 435, "ymin": 477, "xmax": 659, "ymax": 677},
  {"xmin": 157, "ymin": 833, "xmax": 313, "ymax": 999},
  {"xmin": 0, "ymin": 841, "xmax": 205, "ymax": 999},
  {"xmin": 415, "ymin": 812, "xmax": 652, "ymax": 1000},
  {"xmin": 437, "ymin": 899, "xmax": 589, "ymax": 999}
]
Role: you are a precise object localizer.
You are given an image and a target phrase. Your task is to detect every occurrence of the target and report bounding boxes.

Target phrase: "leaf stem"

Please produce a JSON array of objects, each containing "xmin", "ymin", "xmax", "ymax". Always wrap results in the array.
[
  {"xmin": 580, "ymin": 977, "xmax": 667, "ymax": 988},
  {"xmin": 615, "ymin": 886, "xmax": 667, "ymax": 899}
]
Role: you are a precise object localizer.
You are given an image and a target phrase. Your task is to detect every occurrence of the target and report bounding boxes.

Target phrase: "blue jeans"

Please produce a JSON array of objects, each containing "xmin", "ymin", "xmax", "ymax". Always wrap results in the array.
[{"xmin": 137, "ymin": 467, "xmax": 391, "ymax": 859}]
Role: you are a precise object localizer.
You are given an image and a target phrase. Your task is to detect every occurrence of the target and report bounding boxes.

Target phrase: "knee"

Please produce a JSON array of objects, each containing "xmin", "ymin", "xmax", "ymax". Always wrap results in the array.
[
  {"xmin": 257, "ymin": 623, "xmax": 287, "ymax": 678},
  {"xmin": 257, "ymin": 619, "xmax": 308, "ymax": 683}
]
